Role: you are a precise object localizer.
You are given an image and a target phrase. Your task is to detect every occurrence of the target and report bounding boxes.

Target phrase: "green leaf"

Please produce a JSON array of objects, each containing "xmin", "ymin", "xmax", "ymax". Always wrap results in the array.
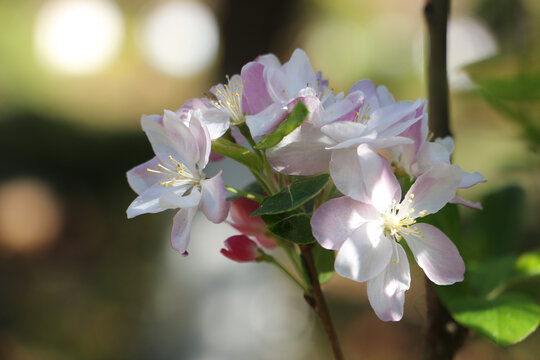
[
  {"xmin": 253, "ymin": 101, "xmax": 309, "ymax": 150},
  {"xmin": 252, "ymin": 174, "xmax": 330, "ymax": 216},
  {"xmin": 312, "ymin": 243, "xmax": 335, "ymax": 284},
  {"xmin": 261, "ymin": 213, "xmax": 315, "ymax": 244},
  {"xmin": 515, "ymin": 248, "xmax": 540, "ymax": 278},
  {"xmin": 450, "ymin": 293, "xmax": 540, "ymax": 346},
  {"xmin": 211, "ymin": 138, "xmax": 263, "ymax": 172}
]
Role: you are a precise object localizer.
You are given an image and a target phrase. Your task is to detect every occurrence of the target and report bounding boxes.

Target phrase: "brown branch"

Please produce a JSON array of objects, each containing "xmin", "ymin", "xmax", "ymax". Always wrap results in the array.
[
  {"xmin": 423, "ymin": 1, "xmax": 469, "ymax": 359},
  {"xmin": 300, "ymin": 244, "xmax": 344, "ymax": 360}
]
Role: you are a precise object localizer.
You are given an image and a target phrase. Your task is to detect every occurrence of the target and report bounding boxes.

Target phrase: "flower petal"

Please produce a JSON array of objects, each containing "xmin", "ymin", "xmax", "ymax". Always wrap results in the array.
[
  {"xmin": 400, "ymin": 163, "xmax": 462, "ymax": 218},
  {"xmin": 140, "ymin": 114, "xmax": 176, "ymax": 162},
  {"xmin": 200, "ymin": 171, "xmax": 230, "ymax": 223},
  {"xmin": 311, "ymin": 197, "xmax": 379, "ymax": 250},
  {"xmin": 126, "ymin": 157, "xmax": 163, "ymax": 195},
  {"xmin": 402, "ymin": 223, "xmax": 465, "ymax": 285},
  {"xmin": 330, "ymin": 145, "xmax": 401, "ymax": 209},
  {"xmin": 221, "ymin": 235, "xmax": 260, "ymax": 262},
  {"xmin": 159, "ymin": 187, "xmax": 201, "ymax": 210},
  {"xmin": 367, "ymin": 244, "xmax": 410, "ymax": 321},
  {"xmin": 162, "ymin": 110, "xmax": 200, "ymax": 168},
  {"xmin": 459, "ymin": 171, "xmax": 486, "ymax": 189},
  {"xmin": 266, "ymin": 122, "xmax": 333, "ymax": 175},
  {"xmin": 335, "ymin": 222, "xmax": 393, "ymax": 282},
  {"xmin": 450, "ymin": 196, "xmax": 483, "ymax": 210},
  {"xmin": 245, "ymin": 101, "xmax": 288, "ymax": 137},
  {"xmin": 241, "ymin": 61, "xmax": 273, "ymax": 115},
  {"xmin": 281, "ymin": 49, "xmax": 317, "ymax": 96},
  {"xmin": 171, "ymin": 207, "xmax": 198, "ymax": 254},
  {"xmin": 126, "ymin": 184, "xmax": 169, "ymax": 218}
]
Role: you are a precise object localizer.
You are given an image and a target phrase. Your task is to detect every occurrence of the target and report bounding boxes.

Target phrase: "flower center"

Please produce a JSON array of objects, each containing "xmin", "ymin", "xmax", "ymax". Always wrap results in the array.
[
  {"xmin": 212, "ymin": 75, "xmax": 245, "ymax": 125},
  {"xmin": 380, "ymin": 194, "xmax": 427, "ymax": 242},
  {"xmin": 147, "ymin": 155, "xmax": 202, "ymax": 188},
  {"xmin": 354, "ymin": 103, "xmax": 372, "ymax": 123}
]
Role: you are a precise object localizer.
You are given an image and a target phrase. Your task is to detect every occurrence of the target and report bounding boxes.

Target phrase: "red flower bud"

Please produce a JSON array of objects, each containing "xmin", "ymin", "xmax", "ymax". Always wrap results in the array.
[
  {"xmin": 221, "ymin": 235, "xmax": 260, "ymax": 262},
  {"xmin": 229, "ymin": 197, "xmax": 277, "ymax": 249}
]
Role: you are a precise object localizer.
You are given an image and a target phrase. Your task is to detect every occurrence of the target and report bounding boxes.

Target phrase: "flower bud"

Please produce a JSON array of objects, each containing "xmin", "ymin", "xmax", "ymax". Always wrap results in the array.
[
  {"xmin": 229, "ymin": 197, "xmax": 277, "ymax": 249},
  {"xmin": 221, "ymin": 235, "xmax": 261, "ymax": 263}
]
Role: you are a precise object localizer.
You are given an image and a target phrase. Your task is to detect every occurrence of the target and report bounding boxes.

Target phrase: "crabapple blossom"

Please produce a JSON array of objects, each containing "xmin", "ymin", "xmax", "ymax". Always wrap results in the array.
[
  {"xmin": 311, "ymin": 164, "xmax": 465, "ymax": 321},
  {"xmin": 126, "ymin": 109, "xmax": 229, "ymax": 254}
]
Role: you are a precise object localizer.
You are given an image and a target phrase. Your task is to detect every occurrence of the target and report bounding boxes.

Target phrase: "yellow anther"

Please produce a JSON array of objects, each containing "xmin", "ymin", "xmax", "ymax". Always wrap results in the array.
[
  {"xmin": 393, "ymin": 260, "xmax": 397, "ymax": 264},
  {"xmin": 419, "ymin": 210, "xmax": 428, "ymax": 217}
]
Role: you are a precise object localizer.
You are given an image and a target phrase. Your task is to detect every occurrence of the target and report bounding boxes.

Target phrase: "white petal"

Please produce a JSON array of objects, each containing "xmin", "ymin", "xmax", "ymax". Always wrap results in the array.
[
  {"xmin": 200, "ymin": 171, "xmax": 230, "ymax": 223},
  {"xmin": 321, "ymin": 121, "xmax": 371, "ymax": 144},
  {"xmin": 335, "ymin": 222, "xmax": 393, "ymax": 282},
  {"xmin": 126, "ymin": 157, "xmax": 162, "ymax": 195},
  {"xmin": 330, "ymin": 145, "xmax": 401, "ymax": 210},
  {"xmin": 187, "ymin": 112, "xmax": 212, "ymax": 170},
  {"xmin": 171, "ymin": 207, "xmax": 198, "ymax": 254},
  {"xmin": 245, "ymin": 102, "xmax": 288, "ymax": 137},
  {"xmin": 266, "ymin": 122, "xmax": 333, "ymax": 175},
  {"xmin": 459, "ymin": 171, "xmax": 486, "ymax": 189},
  {"xmin": 159, "ymin": 187, "xmax": 201, "ymax": 210},
  {"xmin": 140, "ymin": 114, "xmax": 177, "ymax": 162},
  {"xmin": 367, "ymin": 244, "xmax": 410, "ymax": 321},
  {"xmin": 126, "ymin": 184, "xmax": 169, "ymax": 218},
  {"xmin": 282, "ymin": 49, "xmax": 317, "ymax": 96},
  {"xmin": 163, "ymin": 110, "xmax": 205, "ymax": 168},
  {"xmin": 450, "ymin": 196, "xmax": 483, "ymax": 210},
  {"xmin": 399, "ymin": 163, "xmax": 462, "ymax": 218},
  {"xmin": 402, "ymin": 223, "xmax": 465, "ymax": 285},
  {"xmin": 376, "ymin": 86, "xmax": 395, "ymax": 107},
  {"xmin": 311, "ymin": 197, "xmax": 379, "ymax": 250}
]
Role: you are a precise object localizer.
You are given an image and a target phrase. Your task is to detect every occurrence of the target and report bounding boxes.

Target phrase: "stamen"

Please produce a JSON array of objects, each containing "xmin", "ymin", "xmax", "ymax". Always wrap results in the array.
[
  {"xmin": 146, "ymin": 156, "xmax": 201, "ymax": 188},
  {"xmin": 211, "ymin": 75, "xmax": 245, "ymax": 125}
]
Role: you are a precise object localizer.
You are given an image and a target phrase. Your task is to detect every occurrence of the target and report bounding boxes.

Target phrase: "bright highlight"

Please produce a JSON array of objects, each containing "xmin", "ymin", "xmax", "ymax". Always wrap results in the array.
[{"xmin": 34, "ymin": 0, "xmax": 124, "ymax": 75}]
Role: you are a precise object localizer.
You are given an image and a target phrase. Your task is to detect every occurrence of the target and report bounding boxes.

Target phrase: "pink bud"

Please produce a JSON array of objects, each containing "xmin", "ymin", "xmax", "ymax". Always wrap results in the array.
[
  {"xmin": 221, "ymin": 235, "xmax": 260, "ymax": 263},
  {"xmin": 229, "ymin": 198, "xmax": 277, "ymax": 249}
]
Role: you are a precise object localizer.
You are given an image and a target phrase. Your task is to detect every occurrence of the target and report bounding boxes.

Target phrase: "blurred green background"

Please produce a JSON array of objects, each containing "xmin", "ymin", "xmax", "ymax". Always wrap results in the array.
[{"xmin": 0, "ymin": 0, "xmax": 539, "ymax": 359}]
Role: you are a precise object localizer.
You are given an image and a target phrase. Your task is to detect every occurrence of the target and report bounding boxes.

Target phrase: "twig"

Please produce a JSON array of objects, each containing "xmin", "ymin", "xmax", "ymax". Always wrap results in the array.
[{"xmin": 299, "ymin": 244, "xmax": 344, "ymax": 360}]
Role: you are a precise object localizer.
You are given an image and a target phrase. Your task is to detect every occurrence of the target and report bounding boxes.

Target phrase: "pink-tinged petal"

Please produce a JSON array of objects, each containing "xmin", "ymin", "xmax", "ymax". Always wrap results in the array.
[
  {"xmin": 400, "ymin": 163, "xmax": 462, "ymax": 218},
  {"xmin": 376, "ymin": 86, "xmax": 395, "ymax": 107},
  {"xmin": 392, "ymin": 113, "xmax": 429, "ymax": 170},
  {"xmin": 241, "ymin": 61, "xmax": 273, "ymax": 115},
  {"xmin": 311, "ymin": 197, "xmax": 379, "ymax": 250},
  {"xmin": 140, "ymin": 114, "xmax": 177, "ymax": 162},
  {"xmin": 459, "ymin": 171, "xmax": 486, "ymax": 189},
  {"xmin": 162, "ymin": 110, "xmax": 200, "ymax": 168},
  {"xmin": 335, "ymin": 222, "xmax": 393, "ymax": 282},
  {"xmin": 350, "ymin": 79, "xmax": 380, "ymax": 110},
  {"xmin": 221, "ymin": 235, "xmax": 260, "ymax": 262},
  {"xmin": 321, "ymin": 121, "xmax": 371, "ymax": 144},
  {"xmin": 245, "ymin": 102, "xmax": 288, "ymax": 137},
  {"xmin": 450, "ymin": 196, "xmax": 483, "ymax": 210},
  {"xmin": 255, "ymin": 53, "xmax": 281, "ymax": 68},
  {"xmin": 254, "ymin": 234, "xmax": 278, "ymax": 249},
  {"xmin": 127, "ymin": 157, "xmax": 162, "ymax": 195},
  {"xmin": 159, "ymin": 187, "xmax": 202, "ymax": 210},
  {"xmin": 367, "ymin": 244, "xmax": 410, "ymax": 321},
  {"xmin": 414, "ymin": 141, "xmax": 451, "ymax": 175},
  {"xmin": 320, "ymin": 90, "xmax": 364, "ymax": 125},
  {"xmin": 266, "ymin": 122, "xmax": 333, "ymax": 175},
  {"xmin": 126, "ymin": 184, "xmax": 169, "ymax": 218},
  {"xmin": 364, "ymin": 135, "xmax": 414, "ymax": 150},
  {"xmin": 368, "ymin": 100, "xmax": 423, "ymax": 137},
  {"xmin": 209, "ymin": 152, "xmax": 225, "ymax": 162},
  {"xmin": 176, "ymin": 98, "xmax": 229, "ymax": 140},
  {"xmin": 282, "ymin": 49, "xmax": 317, "ymax": 96},
  {"xmin": 200, "ymin": 171, "xmax": 230, "ymax": 223},
  {"xmin": 171, "ymin": 207, "xmax": 198, "ymax": 254},
  {"xmin": 402, "ymin": 223, "xmax": 465, "ymax": 285},
  {"xmin": 229, "ymin": 197, "xmax": 266, "ymax": 235},
  {"xmin": 330, "ymin": 145, "xmax": 401, "ymax": 210},
  {"xmin": 187, "ymin": 112, "xmax": 212, "ymax": 170}
]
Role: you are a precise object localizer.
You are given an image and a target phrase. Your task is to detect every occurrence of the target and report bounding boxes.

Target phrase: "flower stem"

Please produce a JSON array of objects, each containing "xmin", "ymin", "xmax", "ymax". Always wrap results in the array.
[
  {"xmin": 263, "ymin": 254, "xmax": 307, "ymax": 292},
  {"xmin": 299, "ymin": 244, "xmax": 344, "ymax": 360},
  {"xmin": 225, "ymin": 186, "xmax": 264, "ymax": 202}
]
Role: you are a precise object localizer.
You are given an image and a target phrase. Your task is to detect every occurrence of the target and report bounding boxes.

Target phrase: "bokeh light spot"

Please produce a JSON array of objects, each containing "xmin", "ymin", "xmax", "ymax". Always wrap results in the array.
[
  {"xmin": 140, "ymin": 1, "xmax": 219, "ymax": 77},
  {"xmin": 34, "ymin": 0, "xmax": 124, "ymax": 75}
]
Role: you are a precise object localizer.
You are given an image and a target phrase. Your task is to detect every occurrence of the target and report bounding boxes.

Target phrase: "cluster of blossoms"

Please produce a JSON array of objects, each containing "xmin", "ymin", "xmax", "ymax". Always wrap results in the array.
[{"xmin": 127, "ymin": 49, "xmax": 485, "ymax": 321}]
